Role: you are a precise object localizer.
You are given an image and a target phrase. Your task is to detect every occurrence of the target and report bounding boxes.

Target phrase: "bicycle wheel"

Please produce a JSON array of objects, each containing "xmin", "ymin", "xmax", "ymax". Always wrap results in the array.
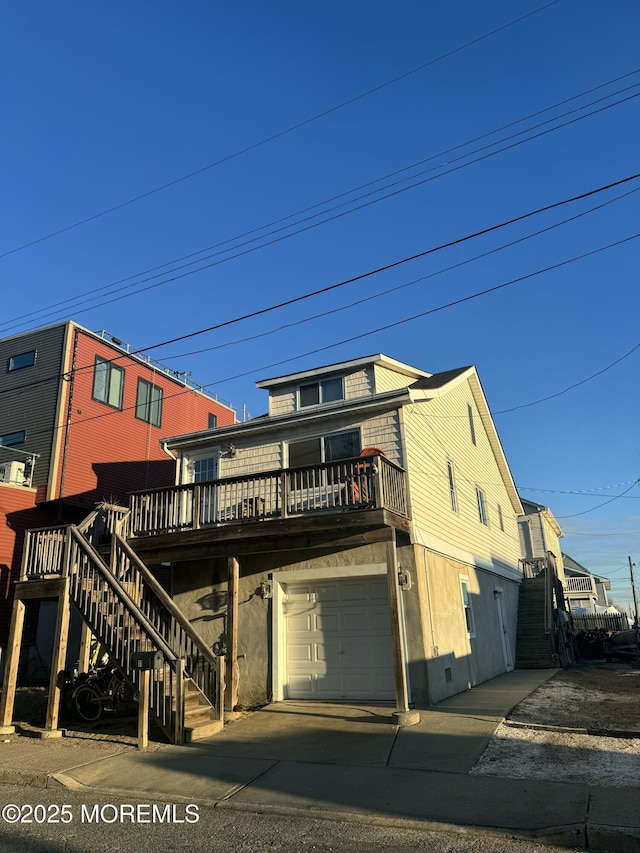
[{"xmin": 74, "ymin": 685, "xmax": 103, "ymax": 722}]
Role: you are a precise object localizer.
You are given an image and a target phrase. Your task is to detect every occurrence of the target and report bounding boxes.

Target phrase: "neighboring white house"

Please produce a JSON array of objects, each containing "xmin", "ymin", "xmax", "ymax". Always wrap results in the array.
[
  {"xmin": 562, "ymin": 552, "xmax": 616, "ymax": 614},
  {"xmin": 129, "ymin": 354, "xmax": 525, "ymax": 710}
]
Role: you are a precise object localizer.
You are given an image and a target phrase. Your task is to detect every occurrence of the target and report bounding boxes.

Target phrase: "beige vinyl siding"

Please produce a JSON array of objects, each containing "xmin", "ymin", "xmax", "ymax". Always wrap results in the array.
[
  {"xmin": 267, "ymin": 367, "xmax": 375, "ymax": 416},
  {"xmin": 404, "ymin": 380, "xmax": 521, "ymax": 568},
  {"xmin": 373, "ymin": 364, "xmax": 413, "ymax": 394},
  {"xmin": 345, "ymin": 366, "xmax": 374, "ymax": 400},
  {"xmin": 0, "ymin": 324, "xmax": 67, "ymax": 487},
  {"xmin": 183, "ymin": 408, "xmax": 403, "ymax": 480},
  {"xmin": 269, "ymin": 387, "xmax": 296, "ymax": 417}
]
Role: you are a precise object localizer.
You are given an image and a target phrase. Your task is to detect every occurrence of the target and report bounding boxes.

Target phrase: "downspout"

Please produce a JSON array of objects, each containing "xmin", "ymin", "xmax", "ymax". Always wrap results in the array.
[
  {"xmin": 161, "ymin": 441, "xmax": 180, "ymax": 484},
  {"xmin": 57, "ymin": 328, "xmax": 79, "ymax": 520}
]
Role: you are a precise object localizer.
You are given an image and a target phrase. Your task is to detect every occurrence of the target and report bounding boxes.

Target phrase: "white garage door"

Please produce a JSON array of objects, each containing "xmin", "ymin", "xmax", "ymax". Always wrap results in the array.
[{"xmin": 284, "ymin": 576, "xmax": 395, "ymax": 701}]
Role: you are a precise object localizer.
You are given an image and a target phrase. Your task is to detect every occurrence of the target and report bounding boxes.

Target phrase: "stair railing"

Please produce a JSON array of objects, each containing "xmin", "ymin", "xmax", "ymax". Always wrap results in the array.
[
  {"xmin": 63, "ymin": 527, "xmax": 184, "ymax": 741},
  {"xmin": 88, "ymin": 506, "xmax": 222, "ymax": 715}
]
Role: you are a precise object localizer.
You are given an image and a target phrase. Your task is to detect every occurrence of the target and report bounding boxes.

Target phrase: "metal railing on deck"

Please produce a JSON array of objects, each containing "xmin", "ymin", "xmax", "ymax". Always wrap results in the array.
[{"xmin": 130, "ymin": 454, "xmax": 408, "ymax": 537}]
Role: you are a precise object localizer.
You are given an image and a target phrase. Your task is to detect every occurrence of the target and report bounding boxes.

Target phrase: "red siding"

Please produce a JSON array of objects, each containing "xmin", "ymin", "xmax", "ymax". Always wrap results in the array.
[
  {"xmin": 52, "ymin": 331, "xmax": 235, "ymax": 507},
  {"xmin": 0, "ymin": 486, "xmax": 52, "ymax": 643}
]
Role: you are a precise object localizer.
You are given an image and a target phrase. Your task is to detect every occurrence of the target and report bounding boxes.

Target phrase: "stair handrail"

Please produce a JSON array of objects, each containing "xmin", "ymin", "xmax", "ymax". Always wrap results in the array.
[
  {"xmin": 66, "ymin": 526, "xmax": 190, "ymax": 741},
  {"xmin": 68, "ymin": 527, "xmax": 177, "ymax": 663},
  {"xmin": 113, "ymin": 532, "xmax": 219, "ymax": 672},
  {"xmin": 80, "ymin": 505, "xmax": 220, "ymax": 711}
]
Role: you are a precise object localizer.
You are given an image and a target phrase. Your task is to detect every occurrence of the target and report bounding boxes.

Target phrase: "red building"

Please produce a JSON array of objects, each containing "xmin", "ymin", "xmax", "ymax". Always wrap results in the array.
[{"xmin": 0, "ymin": 322, "xmax": 236, "ymax": 672}]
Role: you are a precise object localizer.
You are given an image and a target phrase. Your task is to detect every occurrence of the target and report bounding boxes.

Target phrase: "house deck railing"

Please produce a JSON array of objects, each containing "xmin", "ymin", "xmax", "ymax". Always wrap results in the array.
[
  {"xmin": 564, "ymin": 576, "xmax": 598, "ymax": 596},
  {"xmin": 129, "ymin": 454, "xmax": 408, "ymax": 537}
]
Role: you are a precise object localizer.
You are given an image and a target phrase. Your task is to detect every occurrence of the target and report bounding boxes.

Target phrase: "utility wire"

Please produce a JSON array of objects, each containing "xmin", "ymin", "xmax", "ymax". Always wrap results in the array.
[
  {"xmin": 134, "ymin": 173, "xmax": 640, "ymax": 356},
  {"xmin": 3, "ymin": 68, "xmax": 636, "ymax": 333},
  {"xmin": 154, "ymin": 186, "xmax": 640, "ymax": 360},
  {"xmin": 556, "ymin": 480, "xmax": 640, "ymax": 519},
  {"xmin": 0, "ymin": 0, "xmax": 562, "ymax": 261},
  {"xmin": 15, "ymin": 228, "xmax": 636, "ymax": 436},
  {"xmin": 1, "ymin": 173, "xmax": 638, "ymax": 400},
  {"xmin": 4, "ymin": 85, "xmax": 638, "ymax": 335}
]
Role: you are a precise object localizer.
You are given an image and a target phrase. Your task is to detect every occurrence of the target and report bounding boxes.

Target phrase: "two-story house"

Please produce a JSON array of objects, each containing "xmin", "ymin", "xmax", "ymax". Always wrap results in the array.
[
  {"xmin": 127, "ymin": 354, "xmax": 524, "ymax": 715},
  {"xmin": 0, "ymin": 321, "xmax": 236, "ymax": 678}
]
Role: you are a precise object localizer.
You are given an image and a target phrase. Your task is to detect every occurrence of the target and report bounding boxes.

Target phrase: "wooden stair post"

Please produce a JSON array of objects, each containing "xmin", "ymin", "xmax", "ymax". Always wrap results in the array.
[
  {"xmin": 0, "ymin": 599, "xmax": 26, "ymax": 735},
  {"xmin": 42, "ymin": 577, "xmax": 71, "ymax": 738}
]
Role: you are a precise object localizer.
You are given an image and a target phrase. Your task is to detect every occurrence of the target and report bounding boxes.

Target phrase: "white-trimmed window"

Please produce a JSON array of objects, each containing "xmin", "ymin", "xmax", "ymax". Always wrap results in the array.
[
  {"xmin": 298, "ymin": 376, "xmax": 344, "ymax": 408},
  {"xmin": 497, "ymin": 503, "xmax": 504, "ymax": 531},
  {"xmin": 288, "ymin": 429, "xmax": 359, "ymax": 467},
  {"xmin": 460, "ymin": 578, "xmax": 475, "ymax": 637},
  {"xmin": 446, "ymin": 459, "xmax": 458, "ymax": 513},
  {"xmin": 476, "ymin": 486, "xmax": 488, "ymax": 525},
  {"xmin": 92, "ymin": 357, "xmax": 124, "ymax": 409},
  {"xmin": 193, "ymin": 457, "xmax": 217, "ymax": 482}
]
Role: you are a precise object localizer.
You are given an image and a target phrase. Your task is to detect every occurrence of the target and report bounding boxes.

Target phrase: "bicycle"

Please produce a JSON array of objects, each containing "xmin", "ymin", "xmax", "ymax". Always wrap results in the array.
[{"xmin": 72, "ymin": 663, "xmax": 126, "ymax": 722}]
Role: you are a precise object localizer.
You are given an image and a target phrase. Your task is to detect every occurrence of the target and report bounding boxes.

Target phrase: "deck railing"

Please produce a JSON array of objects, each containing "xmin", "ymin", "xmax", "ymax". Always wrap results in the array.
[
  {"xmin": 129, "ymin": 454, "xmax": 408, "ymax": 537},
  {"xmin": 564, "ymin": 576, "xmax": 597, "ymax": 596}
]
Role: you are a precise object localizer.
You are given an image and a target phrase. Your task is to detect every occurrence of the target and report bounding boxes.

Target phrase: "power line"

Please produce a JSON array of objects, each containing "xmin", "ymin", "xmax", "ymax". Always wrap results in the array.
[
  {"xmin": 0, "ymin": 0, "xmax": 563, "ymax": 262},
  {"xmin": 34, "ymin": 228, "xmax": 638, "ymax": 435},
  {"xmin": 133, "ymin": 173, "xmax": 640, "ymax": 357},
  {"xmin": 154, "ymin": 186, "xmax": 640, "ymax": 361},
  {"xmin": 556, "ymin": 480, "xmax": 640, "ymax": 519},
  {"xmin": 4, "ymin": 84, "xmax": 638, "ymax": 335},
  {"xmin": 495, "ymin": 341, "xmax": 640, "ymax": 415},
  {"xmin": 1, "ymin": 175, "xmax": 638, "ymax": 409}
]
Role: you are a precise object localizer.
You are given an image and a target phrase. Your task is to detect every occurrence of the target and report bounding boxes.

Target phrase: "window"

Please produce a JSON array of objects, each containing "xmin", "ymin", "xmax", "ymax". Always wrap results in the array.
[
  {"xmin": 476, "ymin": 487, "xmax": 488, "ymax": 525},
  {"xmin": 136, "ymin": 378, "xmax": 163, "ymax": 427},
  {"xmin": 447, "ymin": 459, "xmax": 458, "ymax": 513},
  {"xmin": 298, "ymin": 376, "xmax": 344, "ymax": 408},
  {"xmin": 288, "ymin": 429, "xmax": 359, "ymax": 467},
  {"xmin": 0, "ymin": 430, "xmax": 26, "ymax": 447},
  {"xmin": 468, "ymin": 404, "xmax": 476, "ymax": 446},
  {"xmin": 193, "ymin": 457, "xmax": 217, "ymax": 482},
  {"xmin": 7, "ymin": 350, "xmax": 36, "ymax": 372},
  {"xmin": 497, "ymin": 503, "xmax": 504, "ymax": 531},
  {"xmin": 460, "ymin": 579, "xmax": 475, "ymax": 637},
  {"xmin": 92, "ymin": 357, "xmax": 124, "ymax": 409},
  {"xmin": 208, "ymin": 413, "xmax": 218, "ymax": 429}
]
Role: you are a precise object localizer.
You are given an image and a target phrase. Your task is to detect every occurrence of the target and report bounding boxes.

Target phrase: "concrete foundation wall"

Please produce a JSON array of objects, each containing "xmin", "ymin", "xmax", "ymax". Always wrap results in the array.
[
  {"xmin": 170, "ymin": 541, "xmax": 519, "ymax": 710},
  {"xmin": 172, "ymin": 541, "xmax": 430, "ymax": 709},
  {"xmin": 421, "ymin": 548, "xmax": 520, "ymax": 704}
]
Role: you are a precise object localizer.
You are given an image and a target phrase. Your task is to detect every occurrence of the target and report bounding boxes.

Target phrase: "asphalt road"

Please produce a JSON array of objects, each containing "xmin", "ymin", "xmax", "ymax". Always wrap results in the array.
[{"xmin": 0, "ymin": 782, "xmax": 586, "ymax": 853}]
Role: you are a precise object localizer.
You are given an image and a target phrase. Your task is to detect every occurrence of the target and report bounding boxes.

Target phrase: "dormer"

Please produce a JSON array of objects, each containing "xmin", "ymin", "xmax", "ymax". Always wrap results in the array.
[{"xmin": 256, "ymin": 354, "xmax": 430, "ymax": 417}]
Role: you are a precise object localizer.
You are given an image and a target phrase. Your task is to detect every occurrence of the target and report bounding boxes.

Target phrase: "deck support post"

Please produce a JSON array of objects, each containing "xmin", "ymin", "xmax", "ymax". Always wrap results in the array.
[
  {"xmin": 386, "ymin": 536, "xmax": 420, "ymax": 727},
  {"xmin": 226, "ymin": 556, "xmax": 239, "ymax": 711},
  {"xmin": 0, "ymin": 599, "xmax": 26, "ymax": 734},
  {"xmin": 42, "ymin": 579, "xmax": 71, "ymax": 738},
  {"xmin": 137, "ymin": 669, "xmax": 150, "ymax": 749}
]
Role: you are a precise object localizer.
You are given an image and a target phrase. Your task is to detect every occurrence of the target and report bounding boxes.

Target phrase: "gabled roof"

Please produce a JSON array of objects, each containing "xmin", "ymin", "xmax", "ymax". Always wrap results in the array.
[
  {"xmin": 407, "ymin": 365, "xmax": 523, "ymax": 515},
  {"xmin": 520, "ymin": 498, "xmax": 564, "ymax": 537},
  {"xmin": 255, "ymin": 354, "xmax": 430, "ymax": 389},
  {"xmin": 409, "ymin": 366, "xmax": 473, "ymax": 391}
]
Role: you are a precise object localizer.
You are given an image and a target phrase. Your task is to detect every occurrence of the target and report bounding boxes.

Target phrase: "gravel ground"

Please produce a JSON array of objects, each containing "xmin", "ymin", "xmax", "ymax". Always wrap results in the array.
[{"xmin": 470, "ymin": 660, "xmax": 640, "ymax": 787}]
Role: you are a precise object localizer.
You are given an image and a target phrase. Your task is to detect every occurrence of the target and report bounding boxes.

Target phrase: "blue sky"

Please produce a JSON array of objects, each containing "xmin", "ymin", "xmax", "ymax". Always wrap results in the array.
[{"xmin": 2, "ymin": 1, "xmax": 639, "ymax": 612}]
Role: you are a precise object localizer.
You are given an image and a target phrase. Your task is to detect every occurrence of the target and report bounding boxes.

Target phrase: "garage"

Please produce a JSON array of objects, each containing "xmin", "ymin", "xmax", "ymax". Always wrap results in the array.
[{"xmin": 284, "ymin": 575, "xmax": 396, "ymax": 700}]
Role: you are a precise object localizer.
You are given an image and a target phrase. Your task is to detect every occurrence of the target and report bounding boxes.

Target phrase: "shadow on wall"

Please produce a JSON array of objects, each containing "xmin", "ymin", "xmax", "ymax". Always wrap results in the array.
[{"xmin": 60, "ymin": 459, "xmax": 177, "ymax": 508}]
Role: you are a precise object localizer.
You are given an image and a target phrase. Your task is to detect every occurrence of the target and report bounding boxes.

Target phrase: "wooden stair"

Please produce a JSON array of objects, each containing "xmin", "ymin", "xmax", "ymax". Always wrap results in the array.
[{"xmin": 516, "ymin": 576, "xmax": 558, "ymax": 668}]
